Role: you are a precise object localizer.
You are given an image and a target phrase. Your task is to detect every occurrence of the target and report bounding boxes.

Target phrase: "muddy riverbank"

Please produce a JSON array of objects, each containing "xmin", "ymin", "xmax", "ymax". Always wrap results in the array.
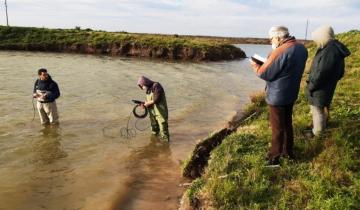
[{"xmin": 0, "ymin": 26, "xmax": 246, "ymax": 61}]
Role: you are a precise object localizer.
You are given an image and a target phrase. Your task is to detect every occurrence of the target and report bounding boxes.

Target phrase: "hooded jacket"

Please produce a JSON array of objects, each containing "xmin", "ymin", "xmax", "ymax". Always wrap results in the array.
[
  {"xmin": 137, "ymin": 76, "xmax": 165, "ymax": 104},
  {"xmin": 137, "ymin": 76, "xmax": 168, "ymax": 122},
  {"xmin": 306, "ymin": 39, "xmax": 351, "ymax": 107},
  {"xmin": 33, "ymin": 75, "xmax": 60, "ymax": 103},
  {"xmin": 256, "ymin": 36, "xmax": 308, "ymax": 106}
]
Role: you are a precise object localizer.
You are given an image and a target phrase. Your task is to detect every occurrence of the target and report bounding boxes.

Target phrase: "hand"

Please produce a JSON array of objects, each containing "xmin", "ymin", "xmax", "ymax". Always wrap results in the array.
[
  {"xmin": 140, "ymin": 103, "xmax": 145, "ymax": 109},
  {"xmin": 39, "ymin": 94, "xmax": 46, "ymax": 100},
  {"xmin": 144, "ymin": 101, "xmax": 153, "ymax": 107},
  {"xmin": 250, "ymin": 60, "xmax": 261, "ymax": 73}
]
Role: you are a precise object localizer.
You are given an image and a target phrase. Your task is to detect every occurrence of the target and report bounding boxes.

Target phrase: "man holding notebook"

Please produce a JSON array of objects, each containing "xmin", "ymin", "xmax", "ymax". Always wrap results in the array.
[{"xmin": 250, "ymin": 26, "xmax": 308, "ymax": 166}]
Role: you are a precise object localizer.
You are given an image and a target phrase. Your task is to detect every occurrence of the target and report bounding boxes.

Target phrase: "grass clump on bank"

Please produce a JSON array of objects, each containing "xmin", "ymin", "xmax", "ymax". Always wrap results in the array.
[
  {"xmin": 184, "ymin": 30, "xmax": 360, "ymax": 209},
  {"xmin": 0, "ymin": 26, "xmax": 246, "ymax": 61},
  {"xmin": 0, "ymin": 25, "xmax": 218, "ymax": 48}
]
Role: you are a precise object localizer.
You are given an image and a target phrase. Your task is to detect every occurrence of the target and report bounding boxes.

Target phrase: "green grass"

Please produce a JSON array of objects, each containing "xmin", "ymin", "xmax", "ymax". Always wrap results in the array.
[
  {"xmin": 0, "ymin": 25, "xmax": 235, "ymax": 51},
  {"xmin": 0, "ymin": 25, "xmax": 247, "ymax": 61},
  {"xmin": 185, "ymin": 30, "xmax": 360, "ymax": 210}
]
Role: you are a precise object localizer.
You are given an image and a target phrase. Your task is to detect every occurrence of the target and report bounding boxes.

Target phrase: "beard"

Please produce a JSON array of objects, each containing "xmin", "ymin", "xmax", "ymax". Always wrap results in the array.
[{"xmin": 271, "ymin": 43, "xmax": 278, "ymax": 50}]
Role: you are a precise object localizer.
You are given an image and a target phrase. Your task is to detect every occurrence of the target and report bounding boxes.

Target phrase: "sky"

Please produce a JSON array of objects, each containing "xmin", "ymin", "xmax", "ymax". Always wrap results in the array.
[{"xmin": 1, "ymin": 0, "xmax": 360, "ymax": 38}]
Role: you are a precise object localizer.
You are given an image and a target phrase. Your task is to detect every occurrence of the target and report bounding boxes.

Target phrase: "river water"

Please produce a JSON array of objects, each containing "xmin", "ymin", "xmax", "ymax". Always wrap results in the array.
[{"xmin": 0, "ymin": 44, "xmax": 270, "ymax": 210}]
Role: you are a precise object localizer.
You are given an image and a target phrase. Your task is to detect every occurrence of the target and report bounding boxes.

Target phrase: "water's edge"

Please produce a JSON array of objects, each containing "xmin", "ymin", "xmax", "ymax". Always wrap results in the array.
[{"xmin": 178, "ymin": 96, "xmax": 261, "ymax": 210}]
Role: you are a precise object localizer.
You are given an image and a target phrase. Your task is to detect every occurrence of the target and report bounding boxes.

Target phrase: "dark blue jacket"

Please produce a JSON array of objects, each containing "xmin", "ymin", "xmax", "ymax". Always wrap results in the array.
[
  {"xmin": 33, "ymin": 75, "xmax": 60, "ymax": 103},
  {"xmin": 256, "ymin": 37, "xmax": 308, "ymax": 106}
]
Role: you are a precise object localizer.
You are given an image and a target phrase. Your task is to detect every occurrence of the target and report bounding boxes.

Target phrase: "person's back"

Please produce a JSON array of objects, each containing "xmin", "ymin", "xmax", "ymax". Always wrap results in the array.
[
  {"xmin": 305, "ymin": 25, "xmax": 351, "ymax": 136},
  {"xmin": 250, "ymin": 26, "xmax": 308, "ymax": 166},
  {"xmin": 147, "ymin": 82, "xmax": 168, "ymax": 120},
  {"xmin": 259, "ymin": 37, "xmax": 308, "ymax": 106},
  {"xmin": 307, "ymin": 39, "xmax": 350, "ymax": 100}
]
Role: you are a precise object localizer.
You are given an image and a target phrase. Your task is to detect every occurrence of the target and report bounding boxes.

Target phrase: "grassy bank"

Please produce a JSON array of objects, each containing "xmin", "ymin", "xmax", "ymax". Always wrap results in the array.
[
  {"xmin": 182, "ymin": 30, "xmax": 360, "ymax": 209},
  {"xmin": 0, "ymin": 26, "xmax": 246, "ymax": 61}
]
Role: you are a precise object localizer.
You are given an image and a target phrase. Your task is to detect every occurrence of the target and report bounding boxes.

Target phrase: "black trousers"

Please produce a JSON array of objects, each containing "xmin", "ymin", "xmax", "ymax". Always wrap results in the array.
[{"xmin": 268, "ymin": 104, "xmax": 294, "ymax": 161}]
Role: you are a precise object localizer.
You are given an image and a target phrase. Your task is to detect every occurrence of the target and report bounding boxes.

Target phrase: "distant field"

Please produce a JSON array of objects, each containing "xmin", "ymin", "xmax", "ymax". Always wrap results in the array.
[{"xmin": 0, "ymin": 26, "xmax": 252, "ymax": 61}]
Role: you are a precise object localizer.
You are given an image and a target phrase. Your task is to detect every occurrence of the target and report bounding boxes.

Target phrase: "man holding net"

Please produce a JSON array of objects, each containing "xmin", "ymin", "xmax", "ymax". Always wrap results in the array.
[{"xmin": 137, "ymin": 76, "xmax": 170, "ymax": 142}]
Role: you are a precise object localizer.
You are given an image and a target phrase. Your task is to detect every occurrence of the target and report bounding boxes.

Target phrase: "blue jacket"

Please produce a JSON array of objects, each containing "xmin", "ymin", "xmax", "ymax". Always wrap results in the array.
[
  {"xmin": 33, "ymin": 75, "xmax": 60, "ymax": 103},
  {"xmin": 256, "ymin": 37, "xmax": 308, "ymax": 106}
]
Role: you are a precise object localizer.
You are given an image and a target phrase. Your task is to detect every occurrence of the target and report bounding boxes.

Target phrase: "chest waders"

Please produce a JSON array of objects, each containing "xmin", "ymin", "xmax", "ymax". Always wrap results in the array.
[{"xmin": 146, "ymin": 91, "xmax": 169, "ymax": 141}]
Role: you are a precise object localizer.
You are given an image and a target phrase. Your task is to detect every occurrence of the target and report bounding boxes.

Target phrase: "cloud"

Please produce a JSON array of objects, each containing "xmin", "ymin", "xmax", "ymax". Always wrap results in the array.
[{"xmin": 2, "ymin": 0, "xmax": 359, "ymax": 37}]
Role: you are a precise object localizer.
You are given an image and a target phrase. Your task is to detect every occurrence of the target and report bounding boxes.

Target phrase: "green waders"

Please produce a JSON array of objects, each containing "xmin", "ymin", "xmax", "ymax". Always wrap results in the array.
[{"xmin": 146, "ymin": 91, "xmax": 170, "ymax": 141}]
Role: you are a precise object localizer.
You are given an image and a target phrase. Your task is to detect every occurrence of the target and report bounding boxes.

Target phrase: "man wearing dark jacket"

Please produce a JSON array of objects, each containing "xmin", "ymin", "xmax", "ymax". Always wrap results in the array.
[
  {"xmin": 306, "ymin": 26, "xmax": 351, "ymax": 136},
  {"xmin": 137, "ymin": 76, "xmax": 169, "ymax": 142},
  {"xmin": 250, "ymin": 26, "xmax": 308, "ymax": 165},
  {"xmin": 33, "ymin": 68, "xmax": 60, "ymax": 125}
]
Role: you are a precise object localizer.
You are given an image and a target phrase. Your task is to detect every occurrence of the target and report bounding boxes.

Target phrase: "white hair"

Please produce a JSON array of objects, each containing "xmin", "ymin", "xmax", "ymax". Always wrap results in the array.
[
  {"xmin": 268, "ymin": 26, "xmax": 290, "ymax": 39},
  {"xmin": 312, "ymin": 25, "xmax": 335, "ymax": 48}
]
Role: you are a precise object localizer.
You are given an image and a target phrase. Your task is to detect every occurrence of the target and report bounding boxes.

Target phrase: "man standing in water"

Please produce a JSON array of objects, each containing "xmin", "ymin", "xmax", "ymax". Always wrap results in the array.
[
  {"xmin": 33, "ymin": 68, "xmax": 60, "ymax": 125},
  {"xmin": 137, "ymin": 76, "xmax": 169, "ymax": 142},
  {"xmin": 250, "ymin": 26, "xmax": 308, "ymax": 166}
]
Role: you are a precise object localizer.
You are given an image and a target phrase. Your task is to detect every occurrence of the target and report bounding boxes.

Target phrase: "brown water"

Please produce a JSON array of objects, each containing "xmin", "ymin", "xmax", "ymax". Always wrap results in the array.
[{"xmin": 0, "ymin": 44, "xmax": 270, "ymax": 210}]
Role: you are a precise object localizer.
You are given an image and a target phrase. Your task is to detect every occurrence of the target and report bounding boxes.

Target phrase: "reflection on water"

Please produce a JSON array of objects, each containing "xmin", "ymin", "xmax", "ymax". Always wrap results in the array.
[
  {"xmin": 112, "ymin": 136, "xmax": 177, "ymax": 210},
  {"xmin": 31, "ymin": 126, "xmax": 67, "ymax": 165},
  {"xmin": 102, "ymin": 111, "xmax": 151, "ymax": 140},
  {"xmin": 0, "ymin": 44, "xmax": 271, "ymax": 210}
]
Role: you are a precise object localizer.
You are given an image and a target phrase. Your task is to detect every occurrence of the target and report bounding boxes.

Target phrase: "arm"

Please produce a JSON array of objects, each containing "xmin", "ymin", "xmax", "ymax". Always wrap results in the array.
[
  {"xmin": 45, "ymin": 81, "xmax": 60, "ymax": 101},
  {"xmin": 33, "ymin": 80, "xmax": 38, "ymax": 94},
  {"xmin": 33, "ymin": 80, "xmax": 39, "ymax": 98},
  {"xmin": 257, "ymin": 52, "xmax": 287, "ymax": 82}
]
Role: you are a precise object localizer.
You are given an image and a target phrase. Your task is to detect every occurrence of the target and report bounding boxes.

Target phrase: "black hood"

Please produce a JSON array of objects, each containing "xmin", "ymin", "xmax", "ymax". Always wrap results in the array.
[{"xmin": 332, "ymin": 40, "xmax": 351, "ymax": 58}]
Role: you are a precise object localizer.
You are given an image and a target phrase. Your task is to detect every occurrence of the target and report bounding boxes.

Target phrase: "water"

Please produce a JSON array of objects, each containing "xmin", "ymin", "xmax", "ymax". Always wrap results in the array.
[{"xmin": 0, "ymin": 44, "xmax": 271, "ymax": 210}]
